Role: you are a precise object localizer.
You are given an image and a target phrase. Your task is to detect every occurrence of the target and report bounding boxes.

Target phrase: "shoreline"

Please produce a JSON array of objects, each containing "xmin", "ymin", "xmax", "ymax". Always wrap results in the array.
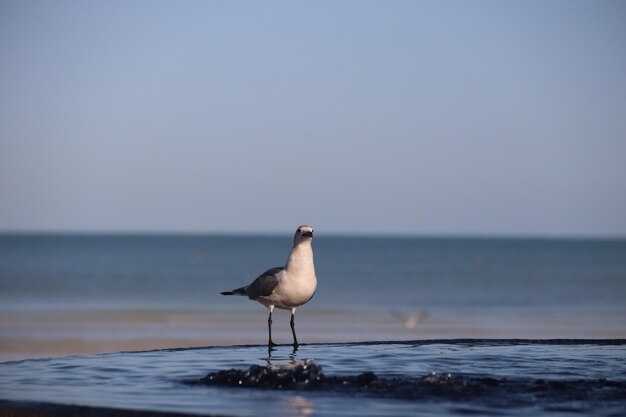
[{"xmin": 2, "ymin": 338, "xmax": 625, "ymax": 364}]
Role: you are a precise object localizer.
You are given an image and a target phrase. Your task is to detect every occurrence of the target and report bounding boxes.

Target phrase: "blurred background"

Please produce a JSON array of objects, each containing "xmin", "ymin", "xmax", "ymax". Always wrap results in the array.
[{"xmin": 1, "ymin": 1, "xmax": 625, "ymax": 361}]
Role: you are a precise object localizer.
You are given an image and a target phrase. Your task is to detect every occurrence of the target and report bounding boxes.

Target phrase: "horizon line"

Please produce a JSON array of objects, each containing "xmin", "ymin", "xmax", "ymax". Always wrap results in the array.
[{"xmin": 0, "ymin": 228, "xmax": 625, "ymax": 241}]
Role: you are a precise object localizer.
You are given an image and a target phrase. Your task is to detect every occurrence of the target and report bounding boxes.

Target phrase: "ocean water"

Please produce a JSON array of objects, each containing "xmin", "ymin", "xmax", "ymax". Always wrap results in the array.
[
  {"xmin": 1, "ymin": 235, "xmax": 626, "ymax": 361},
  {"xmin": 1, "ymin": 234, "xmax": 625, "ymax": 311}
]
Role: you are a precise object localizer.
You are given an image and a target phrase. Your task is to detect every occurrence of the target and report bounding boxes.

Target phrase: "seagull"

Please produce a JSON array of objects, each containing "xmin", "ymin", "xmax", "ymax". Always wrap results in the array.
[
  {"xmin": 390, "ymin": 309, "xmax": 428, "ymax": 329},
  {"xmin": 221, "ymin": 225, "xmax": 317, "ymax": 348}
]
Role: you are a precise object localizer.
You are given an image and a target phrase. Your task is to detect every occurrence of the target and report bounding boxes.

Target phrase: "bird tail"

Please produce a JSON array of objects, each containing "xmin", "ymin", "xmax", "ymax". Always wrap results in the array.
[{"xmin": 220, "ymin": 286, "xmax": 247, "ymax": 296}]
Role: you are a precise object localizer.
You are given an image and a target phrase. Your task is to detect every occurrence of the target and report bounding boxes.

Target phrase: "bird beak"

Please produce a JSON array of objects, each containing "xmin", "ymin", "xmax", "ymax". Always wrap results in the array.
[{"xmin": 302, "ymin": 231, "xmax": 313, "ymax": 238}]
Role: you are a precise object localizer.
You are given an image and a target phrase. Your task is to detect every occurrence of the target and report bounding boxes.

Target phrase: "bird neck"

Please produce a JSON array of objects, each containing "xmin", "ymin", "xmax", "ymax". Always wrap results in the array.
[{"xmin": 285, "ymin": 241, "xmax": 315, "ymax": 275}]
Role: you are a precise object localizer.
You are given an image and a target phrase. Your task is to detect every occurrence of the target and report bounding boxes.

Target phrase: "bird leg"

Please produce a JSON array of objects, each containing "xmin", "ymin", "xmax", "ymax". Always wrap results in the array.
[
  {"xmin": 290, "ymin": 309, "xmax": 299, "ymax": 348},
  {"xmin": 267, "ymin": 307, "xmax": 276, "ymax": 347}
]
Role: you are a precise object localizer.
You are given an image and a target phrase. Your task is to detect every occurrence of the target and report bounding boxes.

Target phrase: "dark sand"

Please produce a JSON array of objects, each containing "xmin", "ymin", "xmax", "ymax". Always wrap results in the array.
[{"xmin": 0, "ymin": 400, "xmax": 223, "ymax": 417}]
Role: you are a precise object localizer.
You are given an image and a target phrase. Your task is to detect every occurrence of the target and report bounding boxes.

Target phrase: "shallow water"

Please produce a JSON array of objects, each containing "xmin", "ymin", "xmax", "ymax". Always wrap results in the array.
[{"xmin": 1, "ymin": 340, "xmax": 625, "ymax": 416}]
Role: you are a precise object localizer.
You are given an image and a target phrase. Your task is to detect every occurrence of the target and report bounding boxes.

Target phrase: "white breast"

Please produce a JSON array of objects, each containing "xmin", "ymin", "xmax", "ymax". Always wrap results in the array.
[{"xmin": 264, "ymin": 241, "xmax": 317, "ymax": 309}]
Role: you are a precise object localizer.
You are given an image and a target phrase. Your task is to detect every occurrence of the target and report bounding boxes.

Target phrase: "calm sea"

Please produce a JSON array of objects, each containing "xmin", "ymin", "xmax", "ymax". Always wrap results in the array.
[{"xmin": 1, "ymin": 234, "xmax": 625, "ymax": 312}]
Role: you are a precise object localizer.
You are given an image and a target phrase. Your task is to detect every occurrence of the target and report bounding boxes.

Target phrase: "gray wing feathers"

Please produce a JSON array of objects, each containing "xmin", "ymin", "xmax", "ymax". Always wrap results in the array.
[{"xmin": 246, "ymin": 267, "xmax": 282, "ymax": 299}]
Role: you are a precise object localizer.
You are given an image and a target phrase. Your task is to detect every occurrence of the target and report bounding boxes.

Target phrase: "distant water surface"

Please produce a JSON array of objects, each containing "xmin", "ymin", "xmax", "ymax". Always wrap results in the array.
[
  {"xmin": 1, "ymin": 234, "xmax": 625, "ymax": 360},
  {"xmin": 1, "ymin": 234, "xmax": 625, "ymax": 309}
]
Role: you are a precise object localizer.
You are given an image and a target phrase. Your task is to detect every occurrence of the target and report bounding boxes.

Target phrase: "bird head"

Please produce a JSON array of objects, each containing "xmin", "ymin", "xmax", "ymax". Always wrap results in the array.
[{"xmin": 294, "ymin": 225, "xmax": 314, "ymax": 244}]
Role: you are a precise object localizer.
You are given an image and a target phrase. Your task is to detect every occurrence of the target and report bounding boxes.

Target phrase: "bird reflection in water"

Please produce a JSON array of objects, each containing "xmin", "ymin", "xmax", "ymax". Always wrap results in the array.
[{"xmin": 264, "ymin": 344, "xmax": 300, "ymax": 366}]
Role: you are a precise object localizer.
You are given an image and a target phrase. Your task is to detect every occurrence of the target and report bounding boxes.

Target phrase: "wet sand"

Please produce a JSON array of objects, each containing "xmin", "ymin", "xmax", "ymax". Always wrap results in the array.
[{"xmin": 1, "ymin": 306, "xmax": 624, "ymax": 362}]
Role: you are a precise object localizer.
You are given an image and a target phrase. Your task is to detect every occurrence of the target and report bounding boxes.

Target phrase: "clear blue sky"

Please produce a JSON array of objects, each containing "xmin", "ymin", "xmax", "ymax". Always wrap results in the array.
[{"xmin": 1, "ymin": 0, "xmax": 625, "ymax": 236}]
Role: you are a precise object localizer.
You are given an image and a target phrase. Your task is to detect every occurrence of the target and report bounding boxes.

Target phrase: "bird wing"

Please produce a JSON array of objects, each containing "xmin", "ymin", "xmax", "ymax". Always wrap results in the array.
[
  {"xmin": 246, "ymin": 266, "xmax": 283, "ymax": 299},
  {"xmin": 390, "ymin": 309, "xmax": 409, "ymax": 322}
]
